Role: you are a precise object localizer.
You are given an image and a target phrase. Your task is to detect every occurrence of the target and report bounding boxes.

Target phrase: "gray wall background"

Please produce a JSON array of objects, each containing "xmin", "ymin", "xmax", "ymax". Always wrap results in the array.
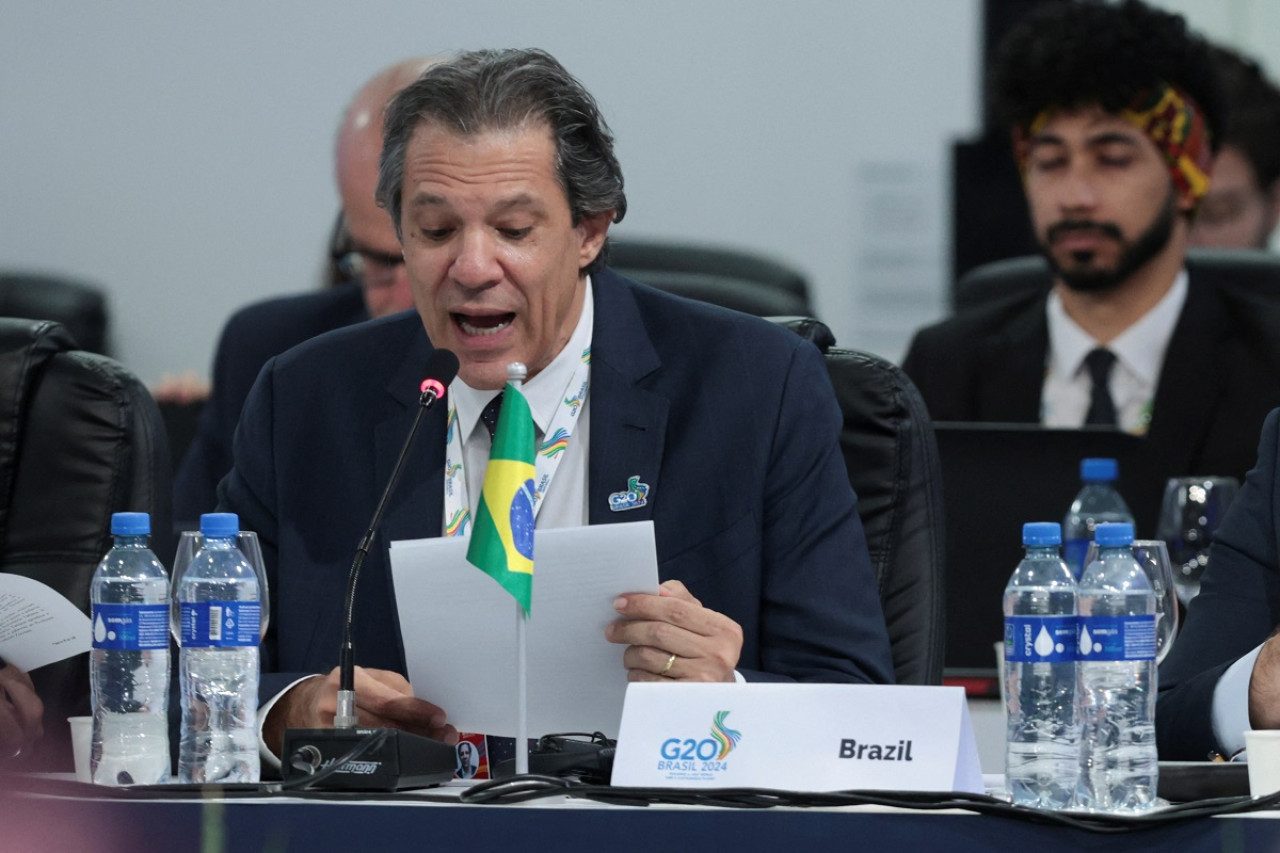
[
  {"xmin": 2, "ymin": 1, "xmax": 1275, "ymax": 386},
  {"xmin": 0, "ymin": 0, "xmax": 980, "ymax": 383}
]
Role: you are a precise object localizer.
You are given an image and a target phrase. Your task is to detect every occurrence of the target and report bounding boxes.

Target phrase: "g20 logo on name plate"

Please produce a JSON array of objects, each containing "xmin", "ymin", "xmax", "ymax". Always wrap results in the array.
[{"xmin": 656, "ymin": 711, "xmax": 741, "ymax": 780}]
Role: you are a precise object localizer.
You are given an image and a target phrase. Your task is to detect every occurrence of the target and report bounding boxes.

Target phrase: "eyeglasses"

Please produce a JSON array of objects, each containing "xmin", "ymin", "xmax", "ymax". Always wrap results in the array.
[
  {"xmin": 334, "ymin": 247, "xmax": 406, "ymax": 289},
  {"xmin": 328, "ymin": 212, "xmax": 405, "ymax": 289}
]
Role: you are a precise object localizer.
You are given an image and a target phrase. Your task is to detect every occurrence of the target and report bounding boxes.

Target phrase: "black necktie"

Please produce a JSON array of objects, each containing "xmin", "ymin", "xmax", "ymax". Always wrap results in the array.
[
  {"xmin": 1083, "ymin": 348, "xmax": 1118, "ymax": 427},
  {"xmin": 480, "ymin": 392, "xmax": 504, "ymax": 441}
]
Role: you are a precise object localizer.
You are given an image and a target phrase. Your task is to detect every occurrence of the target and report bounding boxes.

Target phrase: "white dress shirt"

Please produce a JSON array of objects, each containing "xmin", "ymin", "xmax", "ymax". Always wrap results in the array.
[
  {"xmin": 1042, "ymin": 270, "xmax": 1188, "ymax": 435},
  {"xmin": 1212, "ymin": 644, "xmax": 1262, "ymax": 758}
]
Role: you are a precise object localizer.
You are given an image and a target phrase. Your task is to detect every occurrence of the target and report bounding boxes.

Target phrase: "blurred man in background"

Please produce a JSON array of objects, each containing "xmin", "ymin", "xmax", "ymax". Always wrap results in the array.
[
  {"xmin": 903, "ymin": 0, "xmax": 1280, "ymax": 535},
  {"xmin": 1189, "ymin": 45, "xmax": 1280, "ymax": 250},
  {"xmin": 172, "ymin": 58, "xmax": 437, "ymax": 525}
]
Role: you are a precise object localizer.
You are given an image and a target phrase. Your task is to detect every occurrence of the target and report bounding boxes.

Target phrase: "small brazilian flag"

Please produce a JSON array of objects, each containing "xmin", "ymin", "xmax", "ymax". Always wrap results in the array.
[{"xmin": 467, "ymin": 383, "xmax": 536, "ymax": 613}]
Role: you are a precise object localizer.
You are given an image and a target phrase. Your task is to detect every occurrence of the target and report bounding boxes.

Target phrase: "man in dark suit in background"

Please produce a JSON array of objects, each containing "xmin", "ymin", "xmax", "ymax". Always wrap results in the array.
[
  {"xmin": 903, "ymin": 0, "xmax": 1280, "ymax": 534},
  {"xmin": 218, "ymin": 49, "xmax": 893, "ymax": 764},
  {"xmin": 172, "ymin": 57, "xmax": 437, "ymax": 526},
  {"xmin": 1158, "ymin": 408, "xmax": 1280, "ymax": 760}
]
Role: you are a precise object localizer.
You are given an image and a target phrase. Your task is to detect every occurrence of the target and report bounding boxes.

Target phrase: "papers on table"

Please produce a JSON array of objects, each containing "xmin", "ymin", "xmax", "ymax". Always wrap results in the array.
[
  {"xmin": 389, "ymin": 521, "xmax": 659, "ymax": 738},
  {"xmin": 0, "ymin": 574, "xmax": 92, "ymax": 671}
]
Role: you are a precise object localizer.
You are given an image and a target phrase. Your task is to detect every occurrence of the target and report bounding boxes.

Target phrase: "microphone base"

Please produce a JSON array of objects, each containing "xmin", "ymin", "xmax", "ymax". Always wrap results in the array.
[{"xmin": 282, "ymin": 727, "xmax": 458, "ymax": 791}]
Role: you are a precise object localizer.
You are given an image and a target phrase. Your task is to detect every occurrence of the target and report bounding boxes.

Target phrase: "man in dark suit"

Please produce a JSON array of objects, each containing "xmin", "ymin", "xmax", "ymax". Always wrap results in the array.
[
  {"xmin": 903, "ymin": 1, "xmax": 1280, "ymax": 533},
  {"xmin": 1158, "ymin": 409, "xmax": 1280, "ymax": 760},
  {"xmin": 172, "ymin": 58, "xmax": 436, "ymax": 525},
  {"xmin": 218, "ymin": 49, "xmax": 893, "ymax": 758}
]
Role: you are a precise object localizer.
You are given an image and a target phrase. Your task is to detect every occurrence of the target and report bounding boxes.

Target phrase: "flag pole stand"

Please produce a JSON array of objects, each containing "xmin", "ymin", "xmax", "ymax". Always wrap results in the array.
[
  {"xmin": 516, "ymin": 602, "xmax": 529, "ymax": 775},
  {"xmin": 508, "ymin": 361, "xmax": 530, "ymax": 777}
]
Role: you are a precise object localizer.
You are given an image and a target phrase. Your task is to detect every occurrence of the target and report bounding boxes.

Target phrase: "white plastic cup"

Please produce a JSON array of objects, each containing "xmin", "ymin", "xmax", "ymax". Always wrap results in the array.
[
  {"xmin": 68, "ymin": 716, "xmax": 92, "ymax": 783},
  {"xmin": 1244, "ymin": 730, "xmax": 1280, "ymax": 796}
]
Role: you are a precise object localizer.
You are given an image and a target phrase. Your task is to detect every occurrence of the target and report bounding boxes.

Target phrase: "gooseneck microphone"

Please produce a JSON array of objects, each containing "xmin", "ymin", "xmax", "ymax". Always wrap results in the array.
[
  {"xmin": 282, "ymin": 348, "xmax": 462, "ymax": 791},
  {"xmin": 335, "ymin": 348, "xmax": 460, "ymax": 728}
]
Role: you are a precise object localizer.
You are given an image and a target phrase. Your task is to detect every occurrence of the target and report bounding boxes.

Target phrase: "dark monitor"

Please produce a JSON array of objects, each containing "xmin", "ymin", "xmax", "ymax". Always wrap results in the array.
[{"xmin": 934, "ymin": 422, "xmax": 1144, "ymax": 680}]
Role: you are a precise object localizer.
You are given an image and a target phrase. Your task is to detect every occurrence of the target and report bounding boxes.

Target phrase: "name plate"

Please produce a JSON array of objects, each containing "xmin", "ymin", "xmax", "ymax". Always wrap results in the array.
[{"xmin": 611, "ymin": 683, "xmax": 983, "ymax": 793}]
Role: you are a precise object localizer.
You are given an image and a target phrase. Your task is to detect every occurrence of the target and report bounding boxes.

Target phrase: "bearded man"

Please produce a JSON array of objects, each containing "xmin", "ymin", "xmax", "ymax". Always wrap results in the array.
[{"xmin": 902, "ymin": 0, "xmax": 1280, "ymax": 533}]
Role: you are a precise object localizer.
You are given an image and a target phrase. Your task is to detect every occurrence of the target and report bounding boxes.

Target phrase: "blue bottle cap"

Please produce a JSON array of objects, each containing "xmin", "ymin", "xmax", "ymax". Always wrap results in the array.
[
  {"xmin": 200, "ymin": 512, "xmax": 240, "ymax": 538},
  {"xmin": 111, "ymin": 512, "xmax": 150, "ymax": 535},
  {"xmin": 1022, "ymin": 522, "xmax": 1062, "ymax": 546},
  {"xmin": 1094, "ymin": 522, "xmax": 1134, "ymax": 547},
  {"xmin": 1081, "ymin": 458, "xmax": 1119, "ymax": 483}
]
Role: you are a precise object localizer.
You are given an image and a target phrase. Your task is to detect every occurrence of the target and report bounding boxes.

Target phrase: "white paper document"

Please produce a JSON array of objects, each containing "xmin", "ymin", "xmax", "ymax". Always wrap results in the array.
[
  {"xmin": 0, "ymin": 574, "xmax": 92, "ymax": 671},
  {"xmin": 389, "ymin": 520, "xmax": 659, "ymax": 738}
]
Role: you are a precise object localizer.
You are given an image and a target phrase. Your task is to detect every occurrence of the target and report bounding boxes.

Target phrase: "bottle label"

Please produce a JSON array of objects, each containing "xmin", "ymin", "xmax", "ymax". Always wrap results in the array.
[
  {"xmin": 180, "ymin": 601, "xmax": 261, "ymax": 648},
  {"xmin": 1078, "ymin": 615, "xmax": 1156, "ymax": 662},
  {"xmin": 91, "ymin": 603, "xmax": 169, "ymax": 651},
  {"xmin": 1004, "ymin": 615, "xmax": 1077, "ymax": 663}
]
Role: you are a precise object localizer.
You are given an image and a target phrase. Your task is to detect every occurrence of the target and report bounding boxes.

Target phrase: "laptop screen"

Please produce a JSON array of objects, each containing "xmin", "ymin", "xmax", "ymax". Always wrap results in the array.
[{"xmin": 934, "ymin": 422, "xmax": 1145, "ymax": 678}]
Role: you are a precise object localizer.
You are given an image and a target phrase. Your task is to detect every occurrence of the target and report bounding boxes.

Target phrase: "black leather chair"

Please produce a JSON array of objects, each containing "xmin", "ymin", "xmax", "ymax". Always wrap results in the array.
[
  {"xmin": 0, "ymin": 273, "xmax": 110, "ymax": 355},
  {"xmin": 0, "ymin": 319, "xmax": 171, "ymax": 770},
  {"xmin": 611, "ymin": 239, "xmax": 814, "ymax": 317},
  {"xmin": 771, "ymin": 317, "xmax": 946, "ymax": 685},
  {"xmin": 953, "ymin": 248, "xmax": 1280, "ymax": 313}
]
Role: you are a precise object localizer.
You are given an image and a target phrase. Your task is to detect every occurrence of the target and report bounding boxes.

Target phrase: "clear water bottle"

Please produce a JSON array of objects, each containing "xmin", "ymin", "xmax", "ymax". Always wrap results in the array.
[
  {"xmin": 1077, "ymin": 522, "xmax": 1158, "ymax": 814},
  {"xmin": 178, "ymin": 513, "xmax": 261, "ymax": 783},
  {"xmin": 1003, "ymin": 522, "xmax": 1079, "ymax": 809},
  {"xmin": 90, "ymin": 512, "xmax": 171, "ymax": 786},
  {"xmin": 1063, "ymin": 458, "xmax": 1134, "ymax": 578}
]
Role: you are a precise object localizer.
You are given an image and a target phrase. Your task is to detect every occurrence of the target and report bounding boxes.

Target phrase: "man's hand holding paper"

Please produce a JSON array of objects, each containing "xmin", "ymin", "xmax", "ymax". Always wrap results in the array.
[{"xmin": 609, "ymin": 580, "xmax": 743, "ymax": 683}]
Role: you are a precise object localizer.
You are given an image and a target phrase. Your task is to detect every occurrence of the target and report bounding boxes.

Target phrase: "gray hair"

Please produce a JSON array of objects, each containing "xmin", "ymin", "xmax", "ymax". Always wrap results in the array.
[{"xmin": 376, "ymin": 48, "xmax": 627, "ymax": 275}]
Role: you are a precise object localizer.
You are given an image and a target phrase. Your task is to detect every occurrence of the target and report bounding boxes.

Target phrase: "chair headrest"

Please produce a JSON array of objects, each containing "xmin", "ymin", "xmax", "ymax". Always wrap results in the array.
[
  {"xmin": 0, "ymin": 320, "xmax": 79, "ymax": 543},
  {"xmin": 764, "ymin": 316, "xmax": 836, "ymax": 352}
]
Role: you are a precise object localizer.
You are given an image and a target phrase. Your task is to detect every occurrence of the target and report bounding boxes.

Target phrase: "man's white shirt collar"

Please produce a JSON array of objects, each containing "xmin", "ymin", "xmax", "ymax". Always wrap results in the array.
[{"xmin": 1046, "ymin": 269, "xmax": 1188, "ymax": 386}]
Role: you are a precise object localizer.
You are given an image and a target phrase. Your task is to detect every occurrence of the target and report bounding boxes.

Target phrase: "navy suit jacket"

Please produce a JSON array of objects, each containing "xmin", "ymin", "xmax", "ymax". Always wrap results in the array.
[
  {"xmin": 173, "ymin": 285, "xmax": 369, "ymax": 526},
  {"xmin": 1157, "ymin": 408, "xmax": 1280, "ymax": 760},
  {"xmin": 903, "ymin": 267, "xmax": 1280, "ymax": 535},
  {"xmin": 220, "ymin": 269, "xmax": 894, "ymax": 702}
]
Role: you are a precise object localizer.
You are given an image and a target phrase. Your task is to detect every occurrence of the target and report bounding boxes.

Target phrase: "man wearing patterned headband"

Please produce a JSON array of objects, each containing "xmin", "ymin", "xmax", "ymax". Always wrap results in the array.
[{"xmin": 903, "ymin": 0, "xmax": 1280, "ymax": 535}]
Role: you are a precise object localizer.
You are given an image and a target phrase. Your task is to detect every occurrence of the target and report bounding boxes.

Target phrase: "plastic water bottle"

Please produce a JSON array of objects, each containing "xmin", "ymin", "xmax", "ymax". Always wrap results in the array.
[
  {"xmin": 178, "ymin": 513, "xmax": 261, "ymax": 783},
  {"xmin": 1063, "ymin": 458, "xmax": 1134, "ymax": 578},
  {"xmin": 90, "ymin": 512, "xmax": 171, "ymax": 786},
  {"xmin": 1077, "ymin": 522, "xmax": 1158, "ymax": 813},
  {"xmin": 1003, "ymin": 522, "xmax": 1079, "ymax": 809}
]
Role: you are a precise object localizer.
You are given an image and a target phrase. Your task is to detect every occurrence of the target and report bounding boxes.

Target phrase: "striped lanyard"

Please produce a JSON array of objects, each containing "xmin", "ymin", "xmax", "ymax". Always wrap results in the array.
[{"xmin": 442, "ymin": 347, "xmax": 591, "ymax": 538}]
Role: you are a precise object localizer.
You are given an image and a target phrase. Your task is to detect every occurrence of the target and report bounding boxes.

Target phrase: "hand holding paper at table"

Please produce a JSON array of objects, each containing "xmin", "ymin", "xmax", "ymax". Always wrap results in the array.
[
  {"xmin": 610, "ymin": 579, "xmax": 744, "ymax": 683},
  {"xmin": 0, "ymin": 574, "xmax": 91, "ymax": 672},
  {"xmin": 0, "ymin": 661, "xmax": 44, "ymax": 761},
  {"xmin": 0, "ymin": 574, "xmax": 91, "ymax": 763},
  {"xmin": 389, "ymin": 520, "xmax": 660, "ymax": 738}
]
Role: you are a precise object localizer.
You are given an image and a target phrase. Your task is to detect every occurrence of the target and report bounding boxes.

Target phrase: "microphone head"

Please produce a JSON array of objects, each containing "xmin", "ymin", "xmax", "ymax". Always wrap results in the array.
[{"xmin": 420, "ymin": 349, "xmax": 460, "ymax": 396}]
